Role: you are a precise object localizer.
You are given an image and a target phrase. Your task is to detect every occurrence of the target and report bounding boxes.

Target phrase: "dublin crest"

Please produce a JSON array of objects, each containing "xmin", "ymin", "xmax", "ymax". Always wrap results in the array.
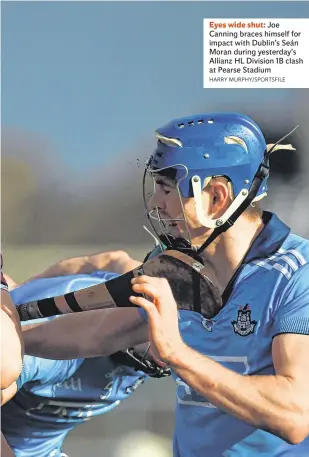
[{"xmin": 232, "ymin": 304, "xmax": 257, "ymax": 337}]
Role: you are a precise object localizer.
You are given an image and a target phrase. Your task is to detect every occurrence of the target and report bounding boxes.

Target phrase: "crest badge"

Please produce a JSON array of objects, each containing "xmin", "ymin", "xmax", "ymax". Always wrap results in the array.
[
  {"xmin": 232, "ymin": 304, "xmax": 257, "ymax": 337},
  {"xmin": 202, "ymin": 318, "xmax": 214, "ymax": 332}
]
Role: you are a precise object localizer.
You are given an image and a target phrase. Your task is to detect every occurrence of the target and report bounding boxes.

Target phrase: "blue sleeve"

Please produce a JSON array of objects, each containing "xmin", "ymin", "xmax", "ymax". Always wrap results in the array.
[
  {"xmin": 16, "ymin": 355, "xmax": 84, "ymax": 390},
  {"xmin": 272, "ymin": 263, "xmax": 309, "ymax": 337}
]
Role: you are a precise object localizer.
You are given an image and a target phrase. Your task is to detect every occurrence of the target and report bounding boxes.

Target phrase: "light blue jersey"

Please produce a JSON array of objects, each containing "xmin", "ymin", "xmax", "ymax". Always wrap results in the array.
[
  {"xmin": 2, "ymin": 271, "xmax": 146, "ymax": 457},
  {"xmin": 143, "ymin": 211, "xmax": 309, "ymax": 456}
]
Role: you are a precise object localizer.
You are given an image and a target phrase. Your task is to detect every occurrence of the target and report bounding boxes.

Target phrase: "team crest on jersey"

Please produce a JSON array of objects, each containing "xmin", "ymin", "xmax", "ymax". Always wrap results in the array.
[
  {"xmin": 232, "ymin": 304, "xmax": 257, "ymax": 337},
  {"xmin": 201, "ymin": 318, "xmax": 214, "ymax": 332}
]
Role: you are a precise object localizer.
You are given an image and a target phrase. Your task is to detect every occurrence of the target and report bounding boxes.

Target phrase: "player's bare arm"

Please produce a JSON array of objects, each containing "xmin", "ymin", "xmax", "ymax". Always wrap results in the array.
[
  {"xmin": 131, "ymin": 275, "xmax": 309, "ymax": 445},
  {"xmin": 24, "ymin": 250, "xmax": 142, "ymax": 282},
  {"xmin": 22, "ymin": 307, "xmax": 148, "ymax": 359}
]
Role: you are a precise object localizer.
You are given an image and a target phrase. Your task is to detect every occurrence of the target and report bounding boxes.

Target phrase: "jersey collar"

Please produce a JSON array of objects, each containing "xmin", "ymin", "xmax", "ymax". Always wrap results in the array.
[{"xmin": 243, "ymin": 211, "xmax": 290, "ymax": 263}]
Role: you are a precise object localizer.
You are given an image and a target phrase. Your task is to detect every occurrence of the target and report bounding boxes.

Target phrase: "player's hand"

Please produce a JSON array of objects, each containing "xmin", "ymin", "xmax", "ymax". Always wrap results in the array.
[{"xmin": 129, "ymin": 275, "xmax": 185, "ymax": 363}]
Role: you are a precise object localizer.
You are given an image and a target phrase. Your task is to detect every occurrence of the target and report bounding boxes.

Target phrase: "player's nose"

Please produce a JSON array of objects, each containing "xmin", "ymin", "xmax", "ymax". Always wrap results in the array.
[{"xmin": 148, "ymin": 190, "xmax": 166, "ymax": 212}]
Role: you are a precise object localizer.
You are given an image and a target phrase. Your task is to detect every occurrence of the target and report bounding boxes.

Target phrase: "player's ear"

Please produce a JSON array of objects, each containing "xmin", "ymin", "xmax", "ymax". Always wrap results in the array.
[{"xmin": 205, "ymin": 178, "xmax": 231, "ymax": 215}]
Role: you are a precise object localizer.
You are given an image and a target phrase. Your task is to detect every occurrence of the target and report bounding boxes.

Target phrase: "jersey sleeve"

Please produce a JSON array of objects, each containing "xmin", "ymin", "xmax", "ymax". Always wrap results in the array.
[
  {"xmin": 0, "ymin": 254, "xmax": 8, "ymax": 291},
  {"xmin": 16, "ymin": 355, "xmax": 84, "ymax": 390},
  {"xmin": 272, "ymin": 262, "xmax": 309, "ymax": 337}
]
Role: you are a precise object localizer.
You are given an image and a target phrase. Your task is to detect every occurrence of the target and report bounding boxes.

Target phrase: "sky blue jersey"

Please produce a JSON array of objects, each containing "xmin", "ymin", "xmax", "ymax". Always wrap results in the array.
[
  {"xmin": 2, "ymin": 271, "xmax": 146, "ymax": 457},
  {"xmin": 143, "ymin": 211, "xmax": 309, "ymax": 456}
]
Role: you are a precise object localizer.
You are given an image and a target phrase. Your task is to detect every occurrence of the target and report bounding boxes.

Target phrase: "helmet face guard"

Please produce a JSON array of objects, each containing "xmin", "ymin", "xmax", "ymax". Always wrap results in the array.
[{"xmin": 142, "ymin": 162, "xmax": 195, "ymax": 251}]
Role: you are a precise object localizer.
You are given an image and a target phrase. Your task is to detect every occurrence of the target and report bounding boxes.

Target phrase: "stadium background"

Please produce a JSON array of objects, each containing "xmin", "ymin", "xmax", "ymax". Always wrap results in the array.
[{"xmin": 2, "ymin": 1, "xmax": 309, "ymax": 456}]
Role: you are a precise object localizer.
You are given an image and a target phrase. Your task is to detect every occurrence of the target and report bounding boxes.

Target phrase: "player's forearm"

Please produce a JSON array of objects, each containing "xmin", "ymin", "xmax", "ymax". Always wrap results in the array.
[
  {"xmin": 22, "ymin": 311, "xmax": 117, "ymax": 359},
  {"xmin": 84, "ymin": 250, "xmax": 142, "ymax": 274},
  {"xmin": 25, "ymin": 251, "xmax": 142, "ymax": 281},
  {"xmin": 169, "ymin": 344, "xmax": 308, "ymax": 444},
  {"xmin": 23, "ymin": 256, "xmax": 89, "ymax": 281},
  {"xmin": 23, "ymin": 308, "xmax": 148, "ymax": 359}
]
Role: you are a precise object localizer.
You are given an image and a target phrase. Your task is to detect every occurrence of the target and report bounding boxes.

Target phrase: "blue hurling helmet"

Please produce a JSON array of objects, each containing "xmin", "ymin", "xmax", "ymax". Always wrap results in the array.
[
  {"xmin": 150, "ymin": 112, "xmax": 267, "ymax": 199},
  {"xmin": 143, "ymin": 112, "xmax": 298, "ymax": 254}
]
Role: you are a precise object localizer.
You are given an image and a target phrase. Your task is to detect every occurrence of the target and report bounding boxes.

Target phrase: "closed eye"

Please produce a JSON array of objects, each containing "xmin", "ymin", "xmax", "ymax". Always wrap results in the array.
[{"xmin": 155, "ymin": 179, "xmax": 174, "ymax": 195}]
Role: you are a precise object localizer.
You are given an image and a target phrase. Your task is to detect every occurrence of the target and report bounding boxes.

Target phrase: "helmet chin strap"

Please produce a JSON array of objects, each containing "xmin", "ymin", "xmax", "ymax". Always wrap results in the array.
[
  {"xmin": 157, "ymin": 232, "xmax": 206, "ymax": 263},
  {"xmin": 195, "ymin": 124, "xmax": 299, "ymax": 255}
]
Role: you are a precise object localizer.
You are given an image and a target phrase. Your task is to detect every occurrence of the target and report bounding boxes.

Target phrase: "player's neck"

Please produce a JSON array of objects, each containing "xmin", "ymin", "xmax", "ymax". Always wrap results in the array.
[{"xmin": 200, "ymin": 217, "xmax": 264, "ymax": 292}]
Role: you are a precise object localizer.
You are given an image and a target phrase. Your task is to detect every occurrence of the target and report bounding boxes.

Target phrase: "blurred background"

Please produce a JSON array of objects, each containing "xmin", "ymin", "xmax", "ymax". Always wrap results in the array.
[{"xmin": 1, "ymin": 1, "xmax": 309, "ymax": 456}]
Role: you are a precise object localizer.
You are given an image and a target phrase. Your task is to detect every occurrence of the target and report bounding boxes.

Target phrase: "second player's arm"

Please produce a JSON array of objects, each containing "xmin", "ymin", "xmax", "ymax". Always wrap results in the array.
[
  {"xmin": 22, "ymin": 308, "xmax": 148, "ymax": 359},
  {"xmin": 23, "ymin": 250, "xmax": 142, "ymax": 281}
]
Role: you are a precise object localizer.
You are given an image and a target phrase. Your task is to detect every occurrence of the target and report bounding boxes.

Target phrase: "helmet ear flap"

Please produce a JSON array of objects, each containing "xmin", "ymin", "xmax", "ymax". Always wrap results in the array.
[{"xmin": 192, "ymin": 175, "xmax": 249, "ymax": 230}]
